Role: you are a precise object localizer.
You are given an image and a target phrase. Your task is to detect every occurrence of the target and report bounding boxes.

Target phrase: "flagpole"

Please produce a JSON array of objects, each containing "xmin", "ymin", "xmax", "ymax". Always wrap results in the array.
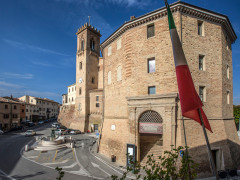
[
  {"xmin": 182, "ymin": 118, "xmax": 192, "ymax": 180},
  {"xmin": 198, "ymin": 108, "xmax": 219, "ymax": 180}
]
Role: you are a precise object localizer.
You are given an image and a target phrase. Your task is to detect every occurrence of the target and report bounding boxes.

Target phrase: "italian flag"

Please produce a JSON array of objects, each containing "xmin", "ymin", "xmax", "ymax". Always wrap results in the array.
[{"xmin": 165, "ymin": 0, "xmax": 212, "ymax": 132}]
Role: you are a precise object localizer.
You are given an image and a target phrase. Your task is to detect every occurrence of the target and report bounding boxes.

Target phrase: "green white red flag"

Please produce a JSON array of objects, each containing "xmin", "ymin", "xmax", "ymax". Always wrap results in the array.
[{"xmin": 164, "ymin": 0, "xmax": 212, "ymax": 132}]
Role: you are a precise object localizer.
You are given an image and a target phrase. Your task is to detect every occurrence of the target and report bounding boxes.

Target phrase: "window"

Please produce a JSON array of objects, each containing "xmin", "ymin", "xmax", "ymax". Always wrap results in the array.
[
  {"xmin": 69, "ymin": 98, "xmax": 70, "ymax": 102},
  {"xmin": 148, "ymin": 86, "xmax": 156, "ymax": 94},
  {"xmin": 227, "ymin": 65, "xmax": 229, "ymax": 79},
  {"xmin": 14, "ymin": 105, "xmax": 17, "ymax": 109},
  {"xmin": 199, "ymin": 55, "xmax": 205, "ymax": 71},
  {"xmin": 199, "ymin": 86, "xmax": 206, "ymax": 102},
  {"xmin": 92, "ymin": 77, "xmax": 95, "ymax": 84},
  {"xmin": 108, "ymin": 46, "xmax": 112, "ymax": 56},
  {"xmin": 13, "ymin": 114, "xmax": 18, "ymax": 118},
  {"xmin": 72, "ymin": 97, "xmax": 74, "ymax": 102},
  {"xmin": 79, "ymin": 87, "xmax": 82, "ymax": 95},
  {"xmin": 96, "ymin": 103, "xmax": 100, "ymax": 107},
  {"xmin": 81, "ymin": 39, "xmax": 84, "ymax": 51},
  {"xmin": 198, "ymin": 21, "xmax": 203, "ymax": 36},
  {"xmin": 72, "ymin": 87, "xmax": 74, "ymax": 91},
  {"xmin": 117, "ymin": 38, "xmax": 121, "ymax": 50},
  {"xmin": 147, "ymin": 24, "xmax": 155, "ymax": 38},
  {"xmin": 96, "ymin": 96, "xmax": 99, "ymax": 102},
  {"xmin": 148, "ymin": 58, "xmax": 155, "ymax": 73},
  {"xmin": 108, "ymin": 71, "xmax": 111, "ymax": 85},
  {"xmin": 69, "ymin": 88, "xmax": 70, "ymax": 93},
  {"xmin": 26, "ymin": 109, "xmax": 28, "ymax": 112},
  {"xmin": 90, "ymin": 39, "xmax": 95, "ymax": 51},
  {"xmin": 117, "ymin": 66, "xmax": 122, "ymax": 81},
  {"xmin": 5, "ymin": 105, "xmax": 8, "ymax": 109},
  {"xmin": 22, "ymin": 109, "xmax": 24, "ymax": 113},
  {"xmin": 78, "ymin": 103, "xmax": 81, "ymax": 111},
  {"xmin": 3, "ymin": 114, "xmax": 9, "ymax": 119},
  {"xmin": 79, "ymin": 62, "xmax": 82, "ymax": 70},
  {"xmin": 227, "ymin": 91, "xmax": 230, "ymax": 104}
]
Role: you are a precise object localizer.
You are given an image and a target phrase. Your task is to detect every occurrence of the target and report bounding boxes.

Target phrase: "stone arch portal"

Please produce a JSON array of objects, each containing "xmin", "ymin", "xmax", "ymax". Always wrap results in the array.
[{"xmin": 138, "ymin": 110, "xmax": 163, "ymax": 163}]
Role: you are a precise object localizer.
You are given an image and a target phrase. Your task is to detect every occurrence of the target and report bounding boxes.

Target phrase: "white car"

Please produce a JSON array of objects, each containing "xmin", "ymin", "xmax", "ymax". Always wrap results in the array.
[
  {"xmin": 25, "ymin": 130, "xmax": 36, "ymax": 136},
  {"xmin": 52, "ymin": 123, "xmax": 59, "ymax": 128},
  {"xmin": 55, "ymin": 129, "xmax": 64, "ymax": 135},
  {"xmin": 0, "ymin": 130, "xmax": 4, "ymax": 135}
]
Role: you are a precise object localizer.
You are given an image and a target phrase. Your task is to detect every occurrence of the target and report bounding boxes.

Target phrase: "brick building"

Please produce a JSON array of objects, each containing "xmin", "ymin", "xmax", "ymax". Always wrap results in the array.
[
  {"xmin": 59, "ymin": 1, "xmax": 239, "ymax": 177},
  {"xmin": 0, "ymin": 97, "xmax": 21, "ymax": 131}
]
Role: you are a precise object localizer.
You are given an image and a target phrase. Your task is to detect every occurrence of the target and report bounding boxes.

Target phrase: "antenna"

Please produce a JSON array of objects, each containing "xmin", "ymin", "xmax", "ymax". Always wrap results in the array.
[{"xmin": 88, "ymin": 16, "xmax": 91, "ymax": 25}]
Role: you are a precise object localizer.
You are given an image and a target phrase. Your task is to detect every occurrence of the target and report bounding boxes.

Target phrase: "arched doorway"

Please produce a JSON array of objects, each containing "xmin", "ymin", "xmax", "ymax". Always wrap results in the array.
[{"xmin": 139, "ymin": 110, "xmax": 163, "ymax": 164}]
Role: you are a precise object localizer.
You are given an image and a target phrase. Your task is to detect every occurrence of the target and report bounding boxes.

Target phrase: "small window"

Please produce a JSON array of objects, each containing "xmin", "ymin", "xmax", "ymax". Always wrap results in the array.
[
  {"xmin": 108, "ymin": 71, "xmax": 111, "ymax": 85},
  {"xmin": 108, "ymin": 46, "xmax": 112, "ymax": 56},
  {"xmin": 117, "ymin": 66, "xmax": 122, "ymax": 81},
  {"xmin": 81, "ymin": 39, "xmax": 84, "ymax": 51},
  {"xmin": 5, "ymin": 105, "xmax": 8, "ymax": 109},
  {"xmin": 90, "ymin": 39, "xmax": 95, "ymax": 51},
  {"xmin": 92, "ymin": 77, "xmax": 95, "ymax": 84},
  {"xmin": 148, "ymin": 86, "xmax": 156, "ymax": 94},
  {"xmin": 3, "ymin": 114, "xmax": 9, "ymax": 119},
  {"xmin": 96, "ymin": 96, "xmax": 99, "ymax": 102},
  {"xmin": 69, "ymin": 88, "xmax": 70, "ymax": 93},
  {"xmin": 198, "ymin": 21, "xmax": 203, "ymax": 36},
  {"xmin": 147, "ymin": 24, "xmax": 155, "ymax": 38},
  {"xmin": 96, "ymin": 103, "xmax": 100, "ymax": 107},
  {"xmin": 148, "ymin": 58, "xmax": 155, "ymax": 73},
  {"xmin": 227, "ymin": 65, "xmax": 229, "ymax": 79},
  {"xmin": 72, "ymin": 87, "xmax": 74, "ymax": 91},
  {"xmin": 199, "ymin": 55, "xmax": 205, "ymax": 71},
  {"xmin": 26, "ymin": 109, "xmax": 28, "ymax": 112},
  {"xmin": 117, "ymin": 38, "xmax": 122, "ymax": 50},
  {"xmin": 79, "ymin": 87, "xmax": 82, "ymax": 95},
  {"xmin": 69, "ymin": 98, "xmax": 70, "ymax": 102},
  {"xmin": 227, "ymin": 91, "xmax": 230, "ymax": 104},
  {"xmin": 72, "ymin": 97, "xmax": 74, "ymax": 102},
  {"xmin": 78, "ymin": 103, "xmax": 81, "ymax": 111},
  {"xmin": 79, "ymin": 62, "xmax": 82, "ymax": 70},
  {"xmin": 199, "ymin": 86, "xmax": 206, "ymax": 102}
]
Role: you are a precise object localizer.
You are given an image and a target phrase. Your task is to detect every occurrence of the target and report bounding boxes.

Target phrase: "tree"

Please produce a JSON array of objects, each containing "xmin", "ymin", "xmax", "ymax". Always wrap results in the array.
[
  {"xmin": 234, "ymin": 105, "xmax": 240, "ymax": 125},
  {"xmin": 111, "ymin": 146, "xmax": 198, "ymax": 180}
]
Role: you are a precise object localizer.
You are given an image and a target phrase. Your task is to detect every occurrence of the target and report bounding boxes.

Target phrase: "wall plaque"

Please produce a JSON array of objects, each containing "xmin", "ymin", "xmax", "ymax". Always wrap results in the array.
[{"xmin": 139, "ymin": 123, "xmax": 163, "ymax": 134}]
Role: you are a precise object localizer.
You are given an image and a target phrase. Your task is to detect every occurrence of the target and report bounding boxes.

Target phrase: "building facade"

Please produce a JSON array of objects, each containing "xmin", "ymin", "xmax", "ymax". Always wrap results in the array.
[
  {"xmin": 59, "ymin": 1, "xmax": 239, "ymax": 177},
  {"xmin": 18, "ymin": 95, "xmax": 59, "ymax": 121},
  {"xmin": 0, "ymin": 97, "xmax": 21, "ymax": 131}
]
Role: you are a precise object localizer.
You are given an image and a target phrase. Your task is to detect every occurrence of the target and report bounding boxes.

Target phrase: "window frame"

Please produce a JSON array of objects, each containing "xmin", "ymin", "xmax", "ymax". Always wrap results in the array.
[
  {"xmin": 199, "ymin": 55, "xmax": 205, "ymax": 71},
  {"xmin": 147, "ymin": 24, "xmax": 155, "ymax": 38},
  {"xmin": 148, "ymin": 58, "xmax": 156, "ymax": 73},
  {"xmin": 198, "ymin": 21, "xmax": 204, "ymax": 36},
  {"xmin": 148, "ymin": 86, "xmax": 156, "ymax": 95},
  {"xmin": 199, "ymin": 86, "xmax": 206, "ymax": 102}
]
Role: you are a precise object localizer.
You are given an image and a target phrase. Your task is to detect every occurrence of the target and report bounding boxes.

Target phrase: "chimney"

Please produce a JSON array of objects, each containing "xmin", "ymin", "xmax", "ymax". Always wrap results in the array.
[{"xmin": 130, "ymin": 16, "xmax": 136, "ymax": 20}]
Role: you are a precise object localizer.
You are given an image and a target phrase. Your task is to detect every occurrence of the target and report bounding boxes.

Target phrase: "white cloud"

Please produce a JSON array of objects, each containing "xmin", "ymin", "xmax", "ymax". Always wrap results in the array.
[
  {"xmin": 3, "ymin": 39, "xmax": 69, "ymax": 56},
  {"xmin": 25, "ymin": 90, "xmax": 60, "ymax": 98},
  {"xmin": 0, "ymin": 81, "xmax": 23, "ymax": 88},
  {"xmin": 31, "ymin": 61, "xmax": 56, "ymax": 67},
  {"xmin": 1, "ymin": 72, "xmax": 33, "ymax": 79}
]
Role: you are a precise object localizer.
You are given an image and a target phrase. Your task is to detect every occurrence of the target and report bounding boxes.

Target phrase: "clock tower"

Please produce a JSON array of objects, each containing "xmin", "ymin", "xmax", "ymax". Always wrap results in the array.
[{"xmin": 75, "ymin": 23, "xmax": 101, "ymax": 132}]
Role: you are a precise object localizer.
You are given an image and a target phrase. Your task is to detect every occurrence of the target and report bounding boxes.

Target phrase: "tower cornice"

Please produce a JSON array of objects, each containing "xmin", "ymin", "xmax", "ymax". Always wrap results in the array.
[
  {"xmin": 100, "ymin": 1, "xmax": 237, "ymax": 49},
  {"xmin": 76, "ymin": 23, "xmax": 101, "ymax": 37}
]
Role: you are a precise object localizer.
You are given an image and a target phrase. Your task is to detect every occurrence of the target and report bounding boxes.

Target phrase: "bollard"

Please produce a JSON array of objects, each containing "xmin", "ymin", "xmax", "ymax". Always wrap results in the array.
[
  {"xmin": 71, "ymin": 141, "xmax": 75, "ymax": 148},
  {"xmin": 25, "ymin": 145, "xmax": 29, "ymax": 152}
]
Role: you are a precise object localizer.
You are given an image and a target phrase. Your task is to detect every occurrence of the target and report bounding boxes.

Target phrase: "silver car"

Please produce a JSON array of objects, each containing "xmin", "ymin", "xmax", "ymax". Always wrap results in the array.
[
  {"xmin": 0, "ymin": 130, "xmax": 4, "ymax": 135},
  {"xmin": 25, "ymin": 130, "xmax": 36, "ymax": 136}
]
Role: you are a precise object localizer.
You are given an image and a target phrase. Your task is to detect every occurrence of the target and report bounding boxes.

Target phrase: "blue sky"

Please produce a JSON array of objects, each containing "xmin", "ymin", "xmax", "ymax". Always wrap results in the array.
[{"xmin": 0, "ymin": 0, "xmax": 239, "ymax": 105}]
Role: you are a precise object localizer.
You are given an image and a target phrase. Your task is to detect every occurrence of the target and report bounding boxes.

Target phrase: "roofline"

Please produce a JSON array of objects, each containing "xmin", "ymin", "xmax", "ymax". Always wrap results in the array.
[
  {"xmin": 100, "ymin": 1, "xmax": 237, "ymax": 49},
  {"xmin": 67, "ymin": 83, "xmax": 76, "ymax": 87}
]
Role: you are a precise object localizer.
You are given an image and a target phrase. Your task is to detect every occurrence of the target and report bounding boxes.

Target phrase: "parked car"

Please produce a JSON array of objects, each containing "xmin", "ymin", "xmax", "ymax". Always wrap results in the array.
[
  {"xmin": 10, "ymin": 126, "xmax": 23, "ymax": 131},
  {"xmin": 62, "ymin": 129, "xmax": 71, "ymax": 135},
  {"xmin": 55, "ymin": 129, "xmax": 64, "ymax": 135},
  {"xmin": 69, "ymin": 130, "xmax": 81, "ymax": 134},
  {"xmin": 0, "ymin": 130, "xmax": 4, "ymax": 135},
  {"xmin": 52, "ymin": 122, "xmax": 59, "ymax": 128},
  {"xmin": 26, "ymin": 122, "xmax": 35, "ymax": 127},
  {"xmin": 38, "ymin": 121, "xmax": 44, "ymax": 125},
  {"xmin": 25, "ymin": 130, "xmax": 36, "ymax": 136}
]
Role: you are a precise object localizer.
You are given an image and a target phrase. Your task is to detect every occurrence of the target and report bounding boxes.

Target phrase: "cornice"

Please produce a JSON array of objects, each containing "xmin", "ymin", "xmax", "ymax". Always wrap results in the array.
[
  {"xmin": 100, "ymin": 1, "xmax": 237, "ymax": 49},
  {"xmin": 76, "ymin": 23, "xmax": 101, "ymax": 37}
]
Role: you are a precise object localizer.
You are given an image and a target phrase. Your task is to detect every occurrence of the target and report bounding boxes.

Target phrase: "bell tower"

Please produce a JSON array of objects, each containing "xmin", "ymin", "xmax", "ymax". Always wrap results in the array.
[{"xmin": 75, "ymin": 23, "xmax": 101, "ymax": 132}]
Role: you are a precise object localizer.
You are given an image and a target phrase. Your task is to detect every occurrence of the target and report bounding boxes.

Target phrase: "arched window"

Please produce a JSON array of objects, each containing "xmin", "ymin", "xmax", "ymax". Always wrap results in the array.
[
  {"xmin": 90, "ymin": 38, "xmax": 95, "ymax": 51},
  {"xmin": 79, "ymin": 62, "xmax": 82, "ymax": 70},
  {"xmin": 81, "ymin": 39, "xmax": 84, "ymax": 51},
  {"xmin": 79, "ymin": 87, "xmax": 82, "ymax": 95},
  {"xmin": 139, "ymin": 110, "xmax": 163, "ymax": 123},
  {"xmin": 117, "ymin": 66, "xmax": 122, "ymax": 81}
]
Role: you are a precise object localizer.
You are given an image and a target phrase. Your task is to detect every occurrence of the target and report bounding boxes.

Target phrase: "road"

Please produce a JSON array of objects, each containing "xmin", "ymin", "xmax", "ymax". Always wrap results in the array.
[{"xmin": 0, "ymin": 123, "xmax": 127, "ymax": 180}]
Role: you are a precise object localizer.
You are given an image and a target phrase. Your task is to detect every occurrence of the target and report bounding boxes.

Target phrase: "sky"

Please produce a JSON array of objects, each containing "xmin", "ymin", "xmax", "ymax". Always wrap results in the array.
[{"xmin": 0, "ymin": 0, "xmax": 239, "ymax": 105}]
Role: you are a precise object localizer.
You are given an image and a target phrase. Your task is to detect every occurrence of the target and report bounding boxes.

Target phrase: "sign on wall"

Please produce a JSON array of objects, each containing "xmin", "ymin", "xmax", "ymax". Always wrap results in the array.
[{"xmin": 139, "ymin": 123, "xmax": 163, "ymax": 134}]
